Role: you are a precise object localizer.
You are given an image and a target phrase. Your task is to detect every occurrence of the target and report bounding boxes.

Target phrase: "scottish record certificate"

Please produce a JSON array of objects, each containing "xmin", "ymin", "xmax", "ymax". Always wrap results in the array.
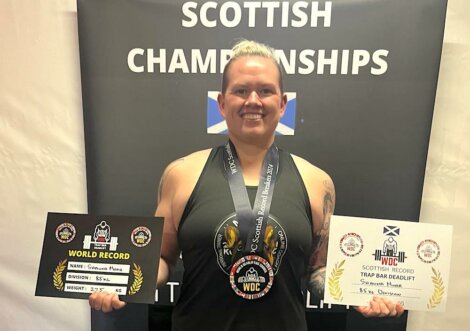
[{"xmin": 324, "ymin": 215, "xmax": 452, "ymax": 311}]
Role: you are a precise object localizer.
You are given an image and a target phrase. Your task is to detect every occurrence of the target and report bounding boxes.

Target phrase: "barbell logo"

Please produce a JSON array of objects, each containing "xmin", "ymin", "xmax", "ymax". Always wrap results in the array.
[{"xmin": 83, "ymin": 220, "xmax": 119, "ymax": 251}]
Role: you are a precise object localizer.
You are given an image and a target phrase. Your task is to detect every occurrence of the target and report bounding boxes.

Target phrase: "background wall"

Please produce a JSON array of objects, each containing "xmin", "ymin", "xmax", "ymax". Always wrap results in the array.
[
  {"xmin": 0, "ymin": 0, "xmax": 468, "ymax": 330},
  {"xmin": 407, "ymin": 1, "xmax": 470, "ymax": 329},
  {"xmin": 0, "ymin": 1, "xmax": 88, "ymax": 330}
]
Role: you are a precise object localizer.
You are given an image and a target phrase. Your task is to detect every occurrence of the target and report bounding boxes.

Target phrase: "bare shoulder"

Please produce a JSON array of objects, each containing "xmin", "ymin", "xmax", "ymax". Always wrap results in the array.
[
  {"xmin": 166, "ymin": 148, "xmax": 212, "ymax": 172},
  {"xmin": 157, "ymin": 148, "xmax": 212, "ymax": 214},
  {"xmin": 160, "ymin": 149, "xmax": 212, "ymax": 188},
  {"xmin": 291, "ymin": 154, "xmax": 335, "ymax": 232},
  {"xmin": 291, "ymin": 154, "xmax": 334, "ymax": 191},
  {"xmin": 155, "ymin": 149, "xmax": 212, "ymax": 267}
]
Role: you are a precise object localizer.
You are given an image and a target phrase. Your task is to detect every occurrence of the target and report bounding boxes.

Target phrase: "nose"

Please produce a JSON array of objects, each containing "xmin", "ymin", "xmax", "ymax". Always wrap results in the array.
[{"xmin": 245, "ymin": 91, "xmax": 262, "ymax": 107}]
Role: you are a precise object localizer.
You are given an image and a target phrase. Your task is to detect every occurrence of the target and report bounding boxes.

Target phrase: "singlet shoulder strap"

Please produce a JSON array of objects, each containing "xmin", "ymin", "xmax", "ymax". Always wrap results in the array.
[
  {"xmin": 178, "ymin": 146, "xmax": 223, "ymax": 231},
  {"xmin": 279, "ymin": 149, "xmax": 314, "ymax": 225}
]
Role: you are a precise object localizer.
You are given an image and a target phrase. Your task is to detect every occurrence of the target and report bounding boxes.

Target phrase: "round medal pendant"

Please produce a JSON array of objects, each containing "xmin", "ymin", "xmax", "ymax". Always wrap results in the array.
[{"xmin": 229, "ymin": 255, "xmax": 274, "ymax": 300}]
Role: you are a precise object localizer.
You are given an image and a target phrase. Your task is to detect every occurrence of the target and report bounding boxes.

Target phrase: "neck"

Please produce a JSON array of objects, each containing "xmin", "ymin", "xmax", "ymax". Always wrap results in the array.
[{"xmin": 230, "ymin": 136, "xmax": 274, "ymax": 186}]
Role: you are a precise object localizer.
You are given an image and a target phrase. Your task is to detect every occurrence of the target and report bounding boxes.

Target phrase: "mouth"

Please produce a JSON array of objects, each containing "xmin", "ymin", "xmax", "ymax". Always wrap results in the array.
[{"xmin": 241, "ymin": 113, "xmax": 263, "ymax": 120}]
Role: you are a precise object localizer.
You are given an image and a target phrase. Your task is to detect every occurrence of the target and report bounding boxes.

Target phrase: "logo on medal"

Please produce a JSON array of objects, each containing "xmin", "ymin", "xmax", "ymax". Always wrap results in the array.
[
  {"xmin": 131, "ymin": 226, "xmax": 152, "ymax": 247},
  {"xmin": 214, "ymin": 213, "xmax": 287, "ymax": 276},
  {"xmin": 417, "ymin": 239, "xmax": 440, "ymax": 264},
  {"xmin": 83, "ymin": 220, "xmax": 119, "ymax": 251},
  {"xmin": 55, "ymin": 223, "xmax": 76, "ymax": 243},
  {"xmin": 229, "ymin": 255, "xmax": 274, "ymax": 300}
]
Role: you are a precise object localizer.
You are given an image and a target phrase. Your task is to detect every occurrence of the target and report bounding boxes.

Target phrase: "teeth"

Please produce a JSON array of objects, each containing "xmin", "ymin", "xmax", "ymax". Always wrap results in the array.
[{"xmin": 242, "ymin": 113, "xmax": 262, "ymax": 120}]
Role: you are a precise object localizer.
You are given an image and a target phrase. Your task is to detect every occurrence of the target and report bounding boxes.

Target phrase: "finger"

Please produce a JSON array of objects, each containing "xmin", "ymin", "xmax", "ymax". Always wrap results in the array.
[
  {"xmin": 101, "ymin": 292, "xmax": 115, "ymax": 313},
  {"xmin": 375, "ymin": 297, "xmax": 391, "ymax": 317},
  {"xmin": 378, "ymin": 297, "xmax": 405, "ymax": 317},
  {"xmin": 111, "ymin": 293, "xmax": 127, "ymax": 310},
  {"xmin": 377, "ymin": 298, "xmax": 390, "ymax": 317},
  {"xmin": 368, "ymin": 297, "xmax": 377, "ymax": 315},
  {"xmin": 379, "ymin": 296, "xmax": 395, "ymax": 309},
  {"xmin": 89, "ymin": 291, "xmax": 103, "ymax": 311},
  {"xmin": 88, "ymin": 291, "xmax": 97, "ymax": 308},
  {"xmin": 386, "ymin": 299, "xmax": 399, "ymax": 317},
  {"xmin": 388, "ymin": 304, "xmax": 398, "ymax": 317},
  {"xmin": 396, "ymin": 303, "xmax": 405, "ymax": 317}
]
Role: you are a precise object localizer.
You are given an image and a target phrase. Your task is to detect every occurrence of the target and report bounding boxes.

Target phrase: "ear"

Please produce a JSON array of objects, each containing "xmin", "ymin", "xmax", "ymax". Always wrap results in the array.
[
  {"xmin": 217, "ymin": 92, "xmax": 227, "ymax": 118},
  {"xmin": 279, "ymin": 93, "xmax": 288, "ymax": 118}
]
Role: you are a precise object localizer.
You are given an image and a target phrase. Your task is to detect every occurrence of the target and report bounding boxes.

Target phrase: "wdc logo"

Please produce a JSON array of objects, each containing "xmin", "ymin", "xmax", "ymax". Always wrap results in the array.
[{"xmin": 207, "ymin": 91, "xmax": 297, "ymax": 135}]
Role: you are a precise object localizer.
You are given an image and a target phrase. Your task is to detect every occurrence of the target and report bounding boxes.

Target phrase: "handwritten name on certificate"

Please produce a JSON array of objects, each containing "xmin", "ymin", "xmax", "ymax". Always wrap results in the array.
[{"xmin": 324, "ymin": 215, "xmax": 452, "ymax": 312}]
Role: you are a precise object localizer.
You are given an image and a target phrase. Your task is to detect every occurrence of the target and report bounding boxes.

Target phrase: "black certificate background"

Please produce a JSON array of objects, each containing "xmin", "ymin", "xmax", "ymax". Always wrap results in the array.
[{"xmin": 35, "ymin": 213, "xmax": 163, "ymax": 304}]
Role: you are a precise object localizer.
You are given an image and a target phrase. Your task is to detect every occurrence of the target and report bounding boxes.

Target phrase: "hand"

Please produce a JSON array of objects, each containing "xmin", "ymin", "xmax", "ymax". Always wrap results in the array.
[
  {"xmin": 354, "ymin": 296, "xmax": 404, "ymax": 318},
  {"xmin": 89, "ymin": 291, "xmax": 127, "ymax": 313}
]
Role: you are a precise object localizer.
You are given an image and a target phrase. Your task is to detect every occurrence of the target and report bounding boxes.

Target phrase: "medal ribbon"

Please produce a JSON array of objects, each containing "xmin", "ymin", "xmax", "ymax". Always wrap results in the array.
[{"xmin": 223, "ymin": 141, "xmax": 279, "ymax": 254}]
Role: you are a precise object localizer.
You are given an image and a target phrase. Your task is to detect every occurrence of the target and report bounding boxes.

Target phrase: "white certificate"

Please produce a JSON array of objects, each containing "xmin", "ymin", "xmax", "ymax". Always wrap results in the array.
[{"xmin": 324, "ymin": 215, "xmax": 452, "ymax": 312}]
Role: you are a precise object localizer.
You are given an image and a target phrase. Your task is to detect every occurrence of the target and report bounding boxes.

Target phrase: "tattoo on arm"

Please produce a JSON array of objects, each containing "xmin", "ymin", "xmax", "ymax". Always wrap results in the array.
[
  {"xmin": 318, "ymin": 190, "xmax": 333, "ymax": 247},
  {"xmin": 308, "ymin": 179, "xmax": 335, "ymax": 300},
  {"xmin": 309, "ymin": 267, "xmax": 326, "ymax": 300}
]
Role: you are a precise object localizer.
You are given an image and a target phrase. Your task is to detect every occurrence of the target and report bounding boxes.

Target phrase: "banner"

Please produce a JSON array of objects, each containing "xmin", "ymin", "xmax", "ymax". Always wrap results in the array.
[{"xmin": 77, "ymin": 0, "xmax": 447, "ymax": 330}]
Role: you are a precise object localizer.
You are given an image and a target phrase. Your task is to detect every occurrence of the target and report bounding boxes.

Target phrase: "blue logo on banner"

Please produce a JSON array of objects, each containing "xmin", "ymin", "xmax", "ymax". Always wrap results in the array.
[{"xmin": 207, "ymin": 91, "xmax": 297, "ymax": 135}]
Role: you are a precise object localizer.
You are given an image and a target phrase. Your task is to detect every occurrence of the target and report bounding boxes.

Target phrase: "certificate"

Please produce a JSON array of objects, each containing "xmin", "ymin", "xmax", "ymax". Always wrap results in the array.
[
  {"xmin": 35, "ymin": 213, "xmax": 163, "ymax": 304},
  {"xmin": 324, "ymin": 215, "xmax": 452, "ymax": 311}
]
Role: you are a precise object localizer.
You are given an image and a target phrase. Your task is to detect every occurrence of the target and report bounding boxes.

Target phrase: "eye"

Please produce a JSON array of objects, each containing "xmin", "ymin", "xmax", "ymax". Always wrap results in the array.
[
  {"xmin": 258, "ymin": 88, "xmax": 274, "ymax": 97},
  {"xmin": 233, "ymin": 88, "xmax": 248, "ymax": 96}
]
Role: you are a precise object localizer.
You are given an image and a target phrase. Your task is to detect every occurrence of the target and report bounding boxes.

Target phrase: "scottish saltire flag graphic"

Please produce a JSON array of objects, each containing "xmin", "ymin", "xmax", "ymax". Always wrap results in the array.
[
  {"xmin": 383, "ymin": 225, "xmax": 400, "ymax": 236},
  {"xmin": 207, "ymin": 91, "xmax": 297, "ymax": 135}
]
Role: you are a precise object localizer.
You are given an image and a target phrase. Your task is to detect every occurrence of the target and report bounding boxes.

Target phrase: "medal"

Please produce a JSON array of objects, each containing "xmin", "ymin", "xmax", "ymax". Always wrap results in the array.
[
  {"xmin": 223, "ymin": 141, "xmax": 279, "ymax": 299},
  {"xmin": 229, "ymin": 255, "xmax": 274, "ymax": 300}
]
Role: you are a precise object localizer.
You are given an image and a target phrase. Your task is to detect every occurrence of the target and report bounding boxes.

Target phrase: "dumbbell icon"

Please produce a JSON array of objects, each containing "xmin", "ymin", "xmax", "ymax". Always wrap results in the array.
[
  {"xmin": 83, "ymin": 235, "xmax": 119, "ymax": 251},
  {"xmin": 373, "ymin": 249, "xmax": 406, "ymax": 263}
]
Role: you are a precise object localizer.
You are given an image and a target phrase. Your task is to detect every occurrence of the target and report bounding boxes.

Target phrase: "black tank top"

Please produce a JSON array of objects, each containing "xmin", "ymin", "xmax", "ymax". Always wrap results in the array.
[{"xmin": 172, "ymin": 146, "xmax": 313, "ymax": 331}]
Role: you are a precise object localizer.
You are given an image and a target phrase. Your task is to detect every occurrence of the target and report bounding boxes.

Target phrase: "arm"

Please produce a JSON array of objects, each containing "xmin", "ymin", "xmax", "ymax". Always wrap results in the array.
[
  {"xmin": 89, "ymin": 150, "xmax": 211, "ymax": 312},
  {"xmin": 308, "ymin": 177, "xmax": 404, "ymax": 317},
  {"xmin": 154, "ymin": 159, "xmax": 184, "ymax": 288},
  {"xmin": 89, "ymin": 159, "xmax": 184, "ymax": 312},
  {"xmin": 293, "ymin": 155, "xmax": 404, "ymax": 318},
  {"xmin": 292, "ymin": 154, "xmax": 334, "ymax": 300},
  {"xmin": 307, "ymin": 177, "xmax": 335, "ymax": 300}
]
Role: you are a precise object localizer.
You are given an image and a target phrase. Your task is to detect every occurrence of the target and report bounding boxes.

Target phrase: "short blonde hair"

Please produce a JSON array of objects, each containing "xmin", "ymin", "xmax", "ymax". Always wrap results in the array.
[
  {"xmin": 231, "ymin": 39, "xmax": 278, "ymax": 60},
  {"xmin": 222, "ymin": 39, "xmax": 283, "ymax": 93}
]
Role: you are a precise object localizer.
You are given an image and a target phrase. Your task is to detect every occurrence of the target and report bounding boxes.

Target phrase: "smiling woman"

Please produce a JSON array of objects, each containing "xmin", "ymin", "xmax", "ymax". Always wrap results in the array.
[{"xmin": 217, "ymin": 48, "xmax": 287, "ymax": 148}]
